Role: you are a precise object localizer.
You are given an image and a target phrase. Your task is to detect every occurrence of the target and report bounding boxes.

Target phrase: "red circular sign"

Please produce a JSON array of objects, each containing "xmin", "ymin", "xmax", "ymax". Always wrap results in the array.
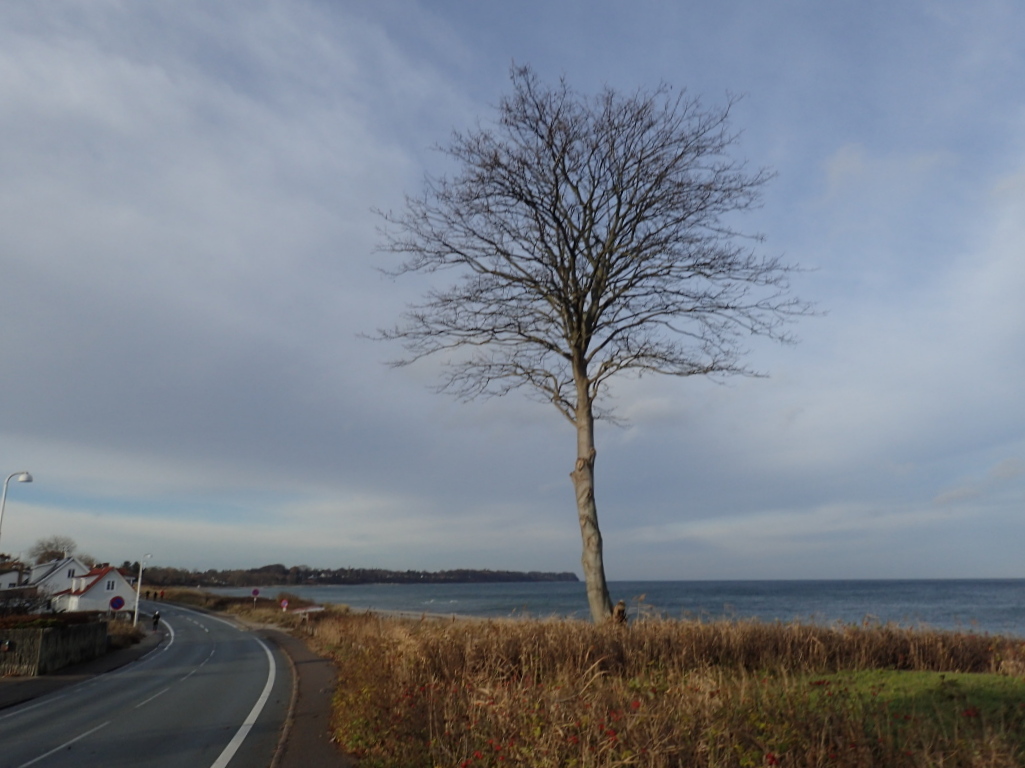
[{"xmin": 109, "ymin": 596, "xmax": 126, "ymax": 610}]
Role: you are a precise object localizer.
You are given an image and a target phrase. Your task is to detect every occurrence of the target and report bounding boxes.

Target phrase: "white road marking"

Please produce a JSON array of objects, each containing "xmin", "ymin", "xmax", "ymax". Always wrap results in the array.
[
  {"xmin": 209, "ymin": 636, "xmax": 277, "ymax": 768},
  {"xmin": 180, "ymin": 649, "xmax": 216, "ymax": 681},
  {"xmin": 16, "ymin": 721, "xmax": 111, "ymax": 768},
  {"xmin": 0, "ymin": 617, "xmax": 176, "ymax": 722},
  {"xmin": 0, "ymin": 694, "xmax": 68, "ymax": 721},
  {"xmin": 167, "ymin": 604, "xmax": 280, "ymax": 768},
  {"xmin": 135, "ymin": 687, "xmax": 170, "ymax": 709},
  {"xmin": 5, "ymin": 605, "xmax": 275, "ymax": 768}
]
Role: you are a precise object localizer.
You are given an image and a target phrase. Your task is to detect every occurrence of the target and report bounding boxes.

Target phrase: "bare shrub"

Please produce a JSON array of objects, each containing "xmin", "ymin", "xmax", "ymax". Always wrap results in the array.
[{"xmin": 107, "ymin": 618, "xmax": 145, "ymax": 650}]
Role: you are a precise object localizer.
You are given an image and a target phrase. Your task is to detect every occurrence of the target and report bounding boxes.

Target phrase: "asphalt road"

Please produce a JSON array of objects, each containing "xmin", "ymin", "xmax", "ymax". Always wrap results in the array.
[{"xmin": 0, "ymin": 602, "xmax": 292, "ymax": 768}]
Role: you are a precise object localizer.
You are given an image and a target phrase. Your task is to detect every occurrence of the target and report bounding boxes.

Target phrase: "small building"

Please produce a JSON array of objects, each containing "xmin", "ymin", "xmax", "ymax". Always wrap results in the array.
[{"xmin": 49, "ymin": 565, "xmax": 137, "ymax": 614}]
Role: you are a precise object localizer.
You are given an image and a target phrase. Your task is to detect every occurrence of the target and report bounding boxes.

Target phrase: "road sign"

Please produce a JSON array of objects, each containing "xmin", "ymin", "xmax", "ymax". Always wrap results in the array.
[
  {"xmin": 110, "ymin": 596, "xmax": 126, "ymax": 610},
  {"xmin": 280, "ymin": 598, "xmax": 289, "ymax": 612},
  {"xmin": 252, "ymin": 589, "xmax": 260, "ymax": 597}
]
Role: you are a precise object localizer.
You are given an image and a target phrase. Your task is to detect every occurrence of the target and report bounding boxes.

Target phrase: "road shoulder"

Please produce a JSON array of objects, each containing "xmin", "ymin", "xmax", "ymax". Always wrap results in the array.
[{"xmin": 259, "ymin": 628, "xmax": 353, "ymax": 768}]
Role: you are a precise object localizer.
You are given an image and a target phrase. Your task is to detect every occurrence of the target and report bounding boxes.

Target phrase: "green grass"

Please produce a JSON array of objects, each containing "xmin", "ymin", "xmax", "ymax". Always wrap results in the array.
[{"xmin": 814, "ymin": 669, "xmax": 1025, "ymax": 731}]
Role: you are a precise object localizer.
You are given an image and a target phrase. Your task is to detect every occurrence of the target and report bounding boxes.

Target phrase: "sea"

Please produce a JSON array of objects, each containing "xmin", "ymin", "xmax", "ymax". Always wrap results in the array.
[{"xmin": 208, "ymin": 580, "xmax": 1025, "ymax": 638}]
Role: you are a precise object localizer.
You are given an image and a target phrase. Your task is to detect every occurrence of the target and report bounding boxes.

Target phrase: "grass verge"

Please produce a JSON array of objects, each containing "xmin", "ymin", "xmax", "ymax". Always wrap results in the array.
[{"xmin": 301, "ymin": 613, "xmax": 1025, "ymax": 767}]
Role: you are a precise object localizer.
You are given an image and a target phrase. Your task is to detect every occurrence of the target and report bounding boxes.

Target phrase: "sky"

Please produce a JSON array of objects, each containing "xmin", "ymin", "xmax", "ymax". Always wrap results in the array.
[{"xmin": 1, "ymin": 1, "xmax": 1023, "ymax": 580}]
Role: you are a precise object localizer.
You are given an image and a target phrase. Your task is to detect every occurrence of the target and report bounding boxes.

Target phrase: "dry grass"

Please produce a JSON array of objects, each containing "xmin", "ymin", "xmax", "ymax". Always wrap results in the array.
[
  {"xmin": 157, "ymin": 586, "xmax": 320, "ymax": 616},
  {"xmin": 304, "ymin": 613, "xmax": 1025, "ymax": 768},
  {"xmin": 106, "ymin": 618, "xmax": 146, "ymax": 649},
  {"xmin": 188, "ymin": 590, "xmax": 351, "ymax": 633}
]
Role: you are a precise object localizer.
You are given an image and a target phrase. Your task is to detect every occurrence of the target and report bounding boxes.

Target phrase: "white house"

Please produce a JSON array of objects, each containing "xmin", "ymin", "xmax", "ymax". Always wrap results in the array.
[
  {"xmin": 1, "ymin": 568, "xmax": 22, "ymax": 590},
  {"xmin": 49, "ymin": 565, "xmax": 137, "ymax": 613},
  {"xmin": 25, "ymin": 556, "xmax": 94, "ymax": 597}
]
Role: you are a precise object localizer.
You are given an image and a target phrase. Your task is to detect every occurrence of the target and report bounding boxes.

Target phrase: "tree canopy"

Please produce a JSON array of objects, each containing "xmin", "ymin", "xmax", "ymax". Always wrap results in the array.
[
  {"xmin": 377, "ymin": 67, "xmax": 810, "ymax": 621},
  {"xmin": 29, "ymin": 535, "xmax": 78, "ymax": 564}
]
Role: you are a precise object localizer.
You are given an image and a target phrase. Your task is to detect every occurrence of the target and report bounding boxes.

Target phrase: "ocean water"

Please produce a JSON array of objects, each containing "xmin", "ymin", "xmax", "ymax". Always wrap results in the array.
[{"xmin": 209, "ymin": 579, "xmax": 1025, "ymax": 637}]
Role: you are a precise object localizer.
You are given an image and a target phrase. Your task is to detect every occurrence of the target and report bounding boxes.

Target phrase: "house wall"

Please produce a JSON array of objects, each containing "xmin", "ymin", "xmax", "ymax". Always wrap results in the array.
[
  {"xmin": 66, "ymin": 588, "xmax": 136, "ymax": 613},
  {"xmin": 54, "ymin": 571, "xmax": 136, "ymax": 613}
]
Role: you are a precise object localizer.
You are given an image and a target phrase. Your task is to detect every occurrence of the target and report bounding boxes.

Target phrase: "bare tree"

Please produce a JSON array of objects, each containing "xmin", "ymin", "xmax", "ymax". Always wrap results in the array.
[
  {"xmin": 78, "ymin": 552, "xmax": 97, "ymax": 568},
  {"xmin": 377, "ymin": 67, "xmax": 810, "ymax": 622},
  {"xmin": 29, "ymin": 535, "xmax": 77, "ymax": 564}
]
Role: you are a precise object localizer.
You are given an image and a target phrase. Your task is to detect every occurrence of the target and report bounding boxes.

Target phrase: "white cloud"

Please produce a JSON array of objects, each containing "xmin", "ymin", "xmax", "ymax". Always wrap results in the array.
[
  {"xmin": 933, "ymin": 456, "xmax": 1025, "ymax": 506},
  {"xmin": 1, "ymin": 1, "xmax": 1025, "ymax": 579}
]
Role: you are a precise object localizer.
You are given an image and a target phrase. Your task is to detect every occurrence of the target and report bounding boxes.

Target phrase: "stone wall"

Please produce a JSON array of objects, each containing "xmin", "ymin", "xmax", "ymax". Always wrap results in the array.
[
  {"xmin": 0, "ymin": 621, "xmax": 108, "ymax": 677},
  {"xmin": 0, "ymin": 627, "xmax": 42, "ymax": 676}
]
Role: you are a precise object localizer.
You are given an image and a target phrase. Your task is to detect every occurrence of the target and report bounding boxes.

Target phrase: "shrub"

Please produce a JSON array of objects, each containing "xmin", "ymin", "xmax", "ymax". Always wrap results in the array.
[{"xmin": 107, "ymin": 618, "xmax": 146, "ymax": 649}]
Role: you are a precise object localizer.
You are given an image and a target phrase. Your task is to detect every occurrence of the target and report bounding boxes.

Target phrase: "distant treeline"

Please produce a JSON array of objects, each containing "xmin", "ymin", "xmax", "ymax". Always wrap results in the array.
[{"xmin": 142, "ymin": 563, "xmax": 579, "ymax": 588}]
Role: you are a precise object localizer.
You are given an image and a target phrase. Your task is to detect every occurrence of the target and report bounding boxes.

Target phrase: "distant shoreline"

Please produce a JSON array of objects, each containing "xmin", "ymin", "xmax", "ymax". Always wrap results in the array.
[{"xmin": 154, "ymin": 565, "xmax": 580, "ymax": 589}]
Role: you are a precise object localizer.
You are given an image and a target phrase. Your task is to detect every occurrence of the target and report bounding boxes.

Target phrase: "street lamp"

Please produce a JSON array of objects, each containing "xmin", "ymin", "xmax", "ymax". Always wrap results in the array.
[
  {"xmin": 133, "ymin": 553, "xmax": 153, "ymax": 627},
  {"xmin": 0, "ymin": 471, "xmax": 32, "ymax": 553}
]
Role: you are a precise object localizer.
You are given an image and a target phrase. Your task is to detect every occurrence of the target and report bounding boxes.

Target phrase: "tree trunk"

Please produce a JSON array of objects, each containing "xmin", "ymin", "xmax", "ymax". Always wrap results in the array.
[{"xmin": 570, "ymin": 397, "xmax": 613, "ymax": 623}]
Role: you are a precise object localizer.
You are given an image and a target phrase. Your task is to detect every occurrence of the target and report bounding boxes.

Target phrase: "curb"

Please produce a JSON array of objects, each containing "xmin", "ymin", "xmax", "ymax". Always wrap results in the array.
[{"xmin": 257, "ymin": 627, "xmax": 352, "ymax": 768}]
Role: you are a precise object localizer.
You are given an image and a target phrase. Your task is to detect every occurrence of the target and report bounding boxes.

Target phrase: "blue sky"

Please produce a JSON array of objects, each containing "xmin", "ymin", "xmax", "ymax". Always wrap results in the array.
[{"xmin": 1, "ymin": 1, "xmax": 1023, "ymax": 579}]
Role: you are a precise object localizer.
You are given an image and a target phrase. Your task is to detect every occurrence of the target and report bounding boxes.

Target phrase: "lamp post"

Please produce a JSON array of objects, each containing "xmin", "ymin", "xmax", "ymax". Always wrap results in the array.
[
  {"xmin": 133, "ymin": 553, "xmax": 153, "ymax": 627},
  {"xmin": 0, "ymin": 471, "xmax": 32, "ymax": 553}
]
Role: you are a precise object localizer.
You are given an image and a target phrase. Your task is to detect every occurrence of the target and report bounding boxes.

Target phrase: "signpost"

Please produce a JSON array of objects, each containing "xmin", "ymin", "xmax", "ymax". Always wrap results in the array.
[
  {"xmin": 280, "ymin": 598, "xmax": 289, "ymax": 612},
  {"xmin": 252, "ymin": 588, "xmax": 260, "ymax": 608}
]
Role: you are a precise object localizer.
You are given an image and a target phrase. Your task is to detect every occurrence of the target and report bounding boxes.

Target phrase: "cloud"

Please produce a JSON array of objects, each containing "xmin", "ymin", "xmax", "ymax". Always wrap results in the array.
[
  {"xmin": 932, "ymin": 487, "xmax": 984, "ymax": 506},
  {"xmin": 989, "ymin": 458, "xmax": 1025, "ymax": 482},
  {"xmin": 933, "ymin": 457, "xmax": 1025, "ymax": 506},
  {"xmin": 1, "ymin": 2, "xmax": 1025, "ymax": 579}
]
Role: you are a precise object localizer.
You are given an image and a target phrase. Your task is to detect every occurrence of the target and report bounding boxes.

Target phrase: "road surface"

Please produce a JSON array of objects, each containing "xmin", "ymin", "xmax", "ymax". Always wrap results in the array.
[{"xmin": 0, "ymin": 602, "xmax": 291, "ymax": 768}]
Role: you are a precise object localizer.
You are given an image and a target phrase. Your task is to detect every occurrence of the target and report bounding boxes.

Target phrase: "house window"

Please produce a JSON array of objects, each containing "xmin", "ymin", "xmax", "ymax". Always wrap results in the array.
[
  {"xmin": 106, "ymin": 580, "xmax": 116, "ymax": 590},
  {"xmin": 67, "ymin": 569, "xmax": 75, "ymax": 578}
]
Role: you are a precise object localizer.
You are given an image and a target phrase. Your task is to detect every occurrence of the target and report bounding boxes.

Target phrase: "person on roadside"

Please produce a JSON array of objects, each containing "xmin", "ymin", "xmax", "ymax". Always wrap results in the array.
[{"xmin": 152, "ymin": 611, "xmax": 161, "ymax": 630}]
